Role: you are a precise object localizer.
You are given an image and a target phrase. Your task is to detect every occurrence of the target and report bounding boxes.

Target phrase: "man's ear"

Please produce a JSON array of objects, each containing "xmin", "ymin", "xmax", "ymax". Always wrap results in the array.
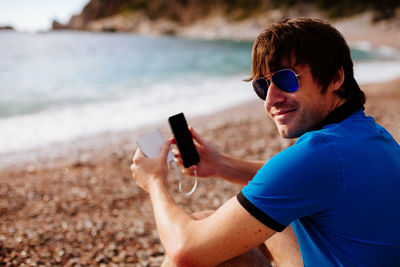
[{"xmin": 329, "ymin": 67, "xmax": 345, "ymax": 93}]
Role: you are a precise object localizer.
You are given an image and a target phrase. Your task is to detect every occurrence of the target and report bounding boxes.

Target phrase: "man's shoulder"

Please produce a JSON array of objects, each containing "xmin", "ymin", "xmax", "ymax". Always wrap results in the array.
[
  {"xmin": 272, "ymin": 131, "xmax": 340, "ymax": 173},
  {"xmin": 294, "ymin": 128, "xmax": 338, "ymax": 153},
  {"xmin": 288, "ymin": 111, "xmax": 368, "ymax": 162},
  {"xmin": 297, "ymin": 110, "xmax": 372, "ymax": 146}
]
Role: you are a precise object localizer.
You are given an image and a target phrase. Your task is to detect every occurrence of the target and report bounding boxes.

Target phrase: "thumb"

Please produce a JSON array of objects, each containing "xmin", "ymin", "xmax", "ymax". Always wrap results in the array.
[{"xmin": 159, "ymin": 140, "xmax": 171, "ymax": 160}]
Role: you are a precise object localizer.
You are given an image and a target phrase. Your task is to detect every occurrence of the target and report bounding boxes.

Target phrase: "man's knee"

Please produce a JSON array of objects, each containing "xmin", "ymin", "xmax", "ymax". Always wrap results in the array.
[
  {"xmin": 162, "ymin": 246, "xmax": 271, "ymax": 267},
  {"xmin": 217, "ymin": 245, "xmax": 272, "ymax": 267},
  {"xmin": 264, "ymin": 225, "xmax": 303, "ymax": 266}
]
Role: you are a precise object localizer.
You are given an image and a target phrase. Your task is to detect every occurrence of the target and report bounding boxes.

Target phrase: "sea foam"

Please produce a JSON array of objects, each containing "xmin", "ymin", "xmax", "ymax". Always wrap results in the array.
[{"xmin": 0, "ymin": 75, "xmax": 253, "ymax": 154}]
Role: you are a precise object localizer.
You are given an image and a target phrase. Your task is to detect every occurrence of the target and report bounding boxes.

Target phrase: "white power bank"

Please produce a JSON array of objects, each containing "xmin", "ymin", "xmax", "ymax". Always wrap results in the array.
[
  {"xmin": 136, "ymin": 128, "xmax": 197, "ymax": 196},
  {"xmin": 136, "ymin": 129, "xmax": 174, "ymax": 162}
]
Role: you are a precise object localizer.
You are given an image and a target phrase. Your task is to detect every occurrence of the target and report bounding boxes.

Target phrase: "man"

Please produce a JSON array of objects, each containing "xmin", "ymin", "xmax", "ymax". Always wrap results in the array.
[{"xmin": 131, "ymin": 18, "xmax": 400, "ymax": 266}]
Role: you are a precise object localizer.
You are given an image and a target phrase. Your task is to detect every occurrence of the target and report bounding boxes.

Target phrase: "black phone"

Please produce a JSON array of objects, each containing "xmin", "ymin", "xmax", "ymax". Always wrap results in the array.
[{"xmin": 168, "ymin": 113, "xmax": 200, "ymax": 168}]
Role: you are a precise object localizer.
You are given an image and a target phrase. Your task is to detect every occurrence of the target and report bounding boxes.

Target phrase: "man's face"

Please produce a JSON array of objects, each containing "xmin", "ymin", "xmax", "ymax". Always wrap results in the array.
[{"xmin": 265, "ymin": 63, "xmax": 338, "ymax": 139}]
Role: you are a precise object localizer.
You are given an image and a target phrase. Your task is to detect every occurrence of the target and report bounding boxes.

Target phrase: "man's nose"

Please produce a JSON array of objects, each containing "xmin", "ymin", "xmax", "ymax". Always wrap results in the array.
[{"xmin": 265, "ymin": 82, "xmax": 286, "ymax": 108}]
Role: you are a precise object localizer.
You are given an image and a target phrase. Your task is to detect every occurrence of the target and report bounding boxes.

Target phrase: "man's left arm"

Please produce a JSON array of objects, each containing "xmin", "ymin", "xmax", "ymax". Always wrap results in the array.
[{"xmin": 131, "ymin": 141, "xmax": 276, "ymax": 266}]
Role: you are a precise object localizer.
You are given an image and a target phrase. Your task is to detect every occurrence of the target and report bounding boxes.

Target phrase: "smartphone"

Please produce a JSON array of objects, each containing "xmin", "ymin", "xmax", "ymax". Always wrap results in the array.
[{"xmin": 168, "ymin": 113, "xmax": 200, "ymax": 168}]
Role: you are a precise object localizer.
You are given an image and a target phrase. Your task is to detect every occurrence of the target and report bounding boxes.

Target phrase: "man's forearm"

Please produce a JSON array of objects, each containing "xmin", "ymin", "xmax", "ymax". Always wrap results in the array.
[
  {"xmin": 148, "ymin": 179, "xmax": 194, "ymax": 260},
  {"xmin": 216, "ymin": 154, "xmax": 265, "ymax": 185}
]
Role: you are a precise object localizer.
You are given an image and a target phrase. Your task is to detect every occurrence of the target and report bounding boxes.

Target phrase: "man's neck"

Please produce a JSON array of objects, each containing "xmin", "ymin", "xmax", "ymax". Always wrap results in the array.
[{"xmin": 316, "ymin": 100, "xmax": 364, "ymax": 130}]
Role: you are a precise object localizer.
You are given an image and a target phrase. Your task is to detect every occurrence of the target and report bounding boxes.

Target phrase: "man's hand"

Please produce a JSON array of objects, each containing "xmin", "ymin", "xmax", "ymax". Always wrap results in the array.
[
  {"xmin": 170, "ymin": 126, "xmax": 221, "ymax": 178},
  {"xmin": 130, "ymin": 140, "xmax": 171, "ymax": 193}
]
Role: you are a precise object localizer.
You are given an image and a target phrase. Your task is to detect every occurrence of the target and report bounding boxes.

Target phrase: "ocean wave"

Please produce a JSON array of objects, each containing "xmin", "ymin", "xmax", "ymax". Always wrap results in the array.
[{"xmin": 0, "ymin": 75, "xmax": 253, "ymax": 154}]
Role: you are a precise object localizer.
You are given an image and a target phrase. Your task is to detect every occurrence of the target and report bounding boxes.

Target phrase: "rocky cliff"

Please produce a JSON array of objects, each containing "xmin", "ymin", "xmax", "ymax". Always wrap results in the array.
[
  {"xmin": 52, "ymin": 0, "xmax": 400, "ymax": 40},
  {"xmin": 54, "ymin": 0, "xmax": 262, "ymax": 29},
  {"xmin": 52, "ymin": 0, "xmax": 320, "ymax": 39},
  {"xmin": 0, "ymin": 26, "xmax": 15, "ymax": 31}
]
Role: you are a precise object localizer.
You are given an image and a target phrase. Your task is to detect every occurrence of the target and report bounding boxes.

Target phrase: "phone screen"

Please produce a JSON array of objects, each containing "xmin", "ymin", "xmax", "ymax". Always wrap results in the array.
[{"xmin": 168, "ymin": 113, "xmax": 200, "ymax": 168}]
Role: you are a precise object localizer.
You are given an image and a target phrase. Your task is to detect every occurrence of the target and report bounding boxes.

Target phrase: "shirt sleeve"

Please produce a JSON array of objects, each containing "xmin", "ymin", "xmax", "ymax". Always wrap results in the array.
[{"xmin": 238, "ymin": 132, "xmax": 343, "ymax": 231}]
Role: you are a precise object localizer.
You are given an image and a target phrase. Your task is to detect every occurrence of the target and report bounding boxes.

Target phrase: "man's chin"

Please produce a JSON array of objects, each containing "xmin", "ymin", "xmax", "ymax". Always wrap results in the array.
[
  {"xmin": 276, "ymin": 124, "xmax": 303, "ymax": 139},
  {"xmin": 277, "ymin": 125, "xmax": 291, "ymax": 139}
]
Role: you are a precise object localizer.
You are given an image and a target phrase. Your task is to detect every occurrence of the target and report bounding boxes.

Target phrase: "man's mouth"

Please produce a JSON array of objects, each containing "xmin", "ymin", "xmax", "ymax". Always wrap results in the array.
[
  {"xmin": 273, "ymin": 108, "xmax": 297, "ymax": 117},
  {"xmin": 271, "ymin": 108, "xmax": 297, "ymax": 123}
]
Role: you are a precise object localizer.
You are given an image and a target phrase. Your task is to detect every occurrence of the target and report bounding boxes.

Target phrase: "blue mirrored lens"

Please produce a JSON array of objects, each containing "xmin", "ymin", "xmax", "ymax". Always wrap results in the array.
[{"xmin": 272, "ymin": 69, "xmax": 299, "ymax": 92}]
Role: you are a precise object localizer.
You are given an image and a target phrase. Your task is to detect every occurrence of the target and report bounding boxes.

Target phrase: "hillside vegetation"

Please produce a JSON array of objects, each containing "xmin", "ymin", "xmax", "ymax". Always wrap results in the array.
[
  {"xmin": 123, "ymin": 0, "xmax": 399, "ymax": 22},
  {"xmin": 53, "ymin": 0, "xmax": 399, "ymax": 33}
]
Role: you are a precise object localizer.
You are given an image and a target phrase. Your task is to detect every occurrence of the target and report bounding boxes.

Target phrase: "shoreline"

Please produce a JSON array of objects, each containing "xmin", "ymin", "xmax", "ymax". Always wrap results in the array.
[{"xmin": 0, "ymin": 98, "xmax": 265, "ymax": 171}]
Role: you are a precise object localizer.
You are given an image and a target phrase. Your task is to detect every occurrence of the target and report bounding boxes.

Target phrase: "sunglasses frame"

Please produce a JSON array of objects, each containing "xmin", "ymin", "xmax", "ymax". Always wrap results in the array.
[{"xmin": 252, "ymin": 68, "xmax": 310, "ymax": 100}]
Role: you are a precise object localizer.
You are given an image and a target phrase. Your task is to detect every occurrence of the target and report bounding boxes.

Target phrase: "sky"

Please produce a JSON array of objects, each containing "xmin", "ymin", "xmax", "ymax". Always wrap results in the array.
[{"xmin": 0, "ymin": 0, "xmax": 89, "ymax": 32}]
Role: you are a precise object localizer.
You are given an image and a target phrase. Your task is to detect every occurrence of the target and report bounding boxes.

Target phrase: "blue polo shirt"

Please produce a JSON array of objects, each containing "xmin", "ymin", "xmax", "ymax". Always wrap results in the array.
[{"xmin": 238, "ymin": 110, "xmax": 400, "ymax": 266}]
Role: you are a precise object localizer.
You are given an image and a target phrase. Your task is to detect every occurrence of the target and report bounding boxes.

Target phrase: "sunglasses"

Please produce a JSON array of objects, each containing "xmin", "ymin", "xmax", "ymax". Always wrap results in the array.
[{"xmin": 252, "ymin": 68, "xmax": 310, "ymax": 100}]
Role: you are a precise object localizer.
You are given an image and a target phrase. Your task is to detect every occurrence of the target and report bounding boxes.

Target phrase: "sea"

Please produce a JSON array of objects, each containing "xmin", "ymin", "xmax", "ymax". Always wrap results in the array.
[{"xmin": 1, "ymin": 30, "xmax": 400, "ymax": 155}]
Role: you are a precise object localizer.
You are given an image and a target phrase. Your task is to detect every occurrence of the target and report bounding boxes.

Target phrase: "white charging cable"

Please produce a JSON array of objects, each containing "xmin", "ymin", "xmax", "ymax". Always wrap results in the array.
[{"xmin": 172, "ymin": 161, "xmax": 198, "ymax": 196}]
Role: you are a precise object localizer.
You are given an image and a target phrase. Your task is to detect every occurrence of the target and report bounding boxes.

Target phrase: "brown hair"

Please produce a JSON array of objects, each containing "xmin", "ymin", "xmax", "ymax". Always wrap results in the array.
[{"xmin": 249, "ymin": 18, "xmax": 366, "ymax": 107}]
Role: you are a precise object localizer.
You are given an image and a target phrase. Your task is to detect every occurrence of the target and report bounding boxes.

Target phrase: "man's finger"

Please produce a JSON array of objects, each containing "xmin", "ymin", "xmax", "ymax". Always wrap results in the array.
[
  {"xmin": 133, "ymin": 148, "xmax": 145, "ymax": 163},
  {"xmin": 174, "ymin": 158, "xmax": 183, "ymax": 166},
  {"xmin": 172, "ymin": 148, "xmax": 181, "ymax": 157},
  {"xmin": 182, "ymin": 165, "xmax": 197, "ymax": 177}
]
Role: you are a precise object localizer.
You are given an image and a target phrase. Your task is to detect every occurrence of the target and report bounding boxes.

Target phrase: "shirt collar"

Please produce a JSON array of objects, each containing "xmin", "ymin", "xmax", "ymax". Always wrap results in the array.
[{"xmin": 316, "ymin": 101, "xmax": 365, "ymax": 130}]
